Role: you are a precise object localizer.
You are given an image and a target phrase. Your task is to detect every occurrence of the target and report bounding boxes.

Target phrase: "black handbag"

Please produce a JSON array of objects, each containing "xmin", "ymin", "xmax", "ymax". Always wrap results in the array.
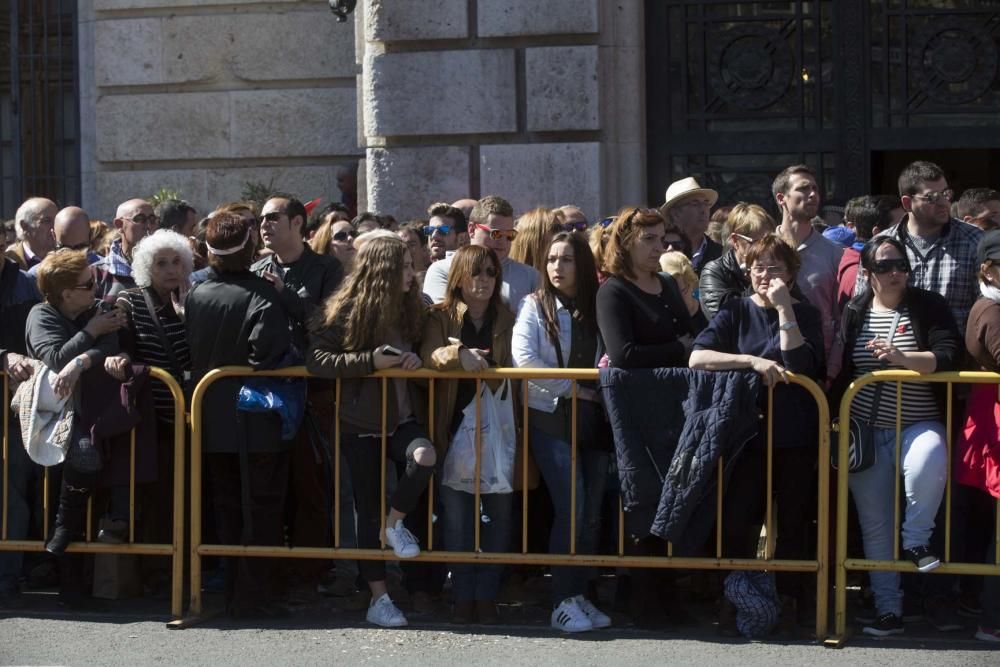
[
  {"xmin": 141, "ymin": 289, "xmax": 194, "ymax": 401},
  {"xmin": 552, "ymin": 334, "xmax": 611, "ymax": 452},
  {"xmin": 831, "ymin": 310, "xmax": 901, "ymax": 473}
]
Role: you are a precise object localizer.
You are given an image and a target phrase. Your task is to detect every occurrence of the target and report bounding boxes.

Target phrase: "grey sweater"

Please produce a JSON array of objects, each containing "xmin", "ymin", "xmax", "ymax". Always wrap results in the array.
[{"xmin": 25, "ymin": 302, "xmax": 119, "ymax": 373}]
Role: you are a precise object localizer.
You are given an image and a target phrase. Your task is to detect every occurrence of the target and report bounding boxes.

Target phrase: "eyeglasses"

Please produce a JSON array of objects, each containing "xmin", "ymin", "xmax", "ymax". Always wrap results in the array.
[
  {"xmin": 912, "ymin": 189, "xmax": 954, "ymax": 204},
  {"xmin": 73, "ymin": 277, "xmax": 96, "ymax": 291},
  {"xmin": 332, "ymin": 229, "xmax": 359, "ymax": 242},
  {"xmin": 471, "ymin": 266, "xmax": 498, "ymax": 278},
  {"xmin": 124, "ymin": 213, "xmax": 157, "ymax": 226},
  {"xmin": 260, "ymin": 211, "xmax": 286, "ymax": 224},
  {"xmin": 474, "ymin": 223, "xmax": 517, "ymax": 241},
  {"xmin": 871, "ymin": 258, "xmax": 910, "ymax": 274},
  {"xmin": 423, "ymin": 225, "xmax": 452, "ymax": 236},
  {"xmin": 750, "ymin": 264, "xmax": 788, "ymax": 276},
  {"xmin": 662, "ymin": 238, "xmax": 685, "ymax": 250},
  {"xmin": 555, "ymin": 221, "xmax": 588, "ymax": 233},
  {"xmin": 733, "ymin": 233, "xmax": 754, "ymax": 244},
  {"xmin": 599, "ymin": 217, "xmax": 615, "ymax": 228}
]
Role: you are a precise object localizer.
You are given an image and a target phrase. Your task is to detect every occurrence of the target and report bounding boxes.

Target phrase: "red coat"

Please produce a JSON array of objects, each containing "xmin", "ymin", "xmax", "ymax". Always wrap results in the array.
[{"xmin": 956, "ymin": 383, "xmax": 1000, "ymax": 499}]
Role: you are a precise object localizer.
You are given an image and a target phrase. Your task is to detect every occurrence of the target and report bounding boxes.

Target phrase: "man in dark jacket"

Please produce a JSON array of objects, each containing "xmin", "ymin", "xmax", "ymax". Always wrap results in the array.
[
  {"xmin": 252, "ymin": 196, "xmax": 344, "ymax": 583},
  {"xmin": 0, "ymin": 257, "xmax": 41, "ymax": 607}
]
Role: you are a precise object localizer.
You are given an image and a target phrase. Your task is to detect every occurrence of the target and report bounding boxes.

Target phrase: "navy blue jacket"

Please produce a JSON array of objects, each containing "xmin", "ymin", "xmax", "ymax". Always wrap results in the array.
[
  {"xmin": 601, "ymin": 367, "xmax": 763, "ymax": 548},
  {"xmin": 0, "ymin": 257, "xmax": 41, "ymax": 362}
]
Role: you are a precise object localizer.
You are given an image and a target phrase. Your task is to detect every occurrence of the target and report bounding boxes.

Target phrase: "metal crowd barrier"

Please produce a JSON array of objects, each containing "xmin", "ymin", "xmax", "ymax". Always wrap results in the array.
[
  {"xmin": 827, "ymin": 370, "xmax": 1000, "ymax": 647},
  {"xmin": 187, "ymin": 366, "xmax": 830, "ymax": 638},
  {"xmin": 0, "ymin": 367, "xmax": 187, "ymax": 618}
]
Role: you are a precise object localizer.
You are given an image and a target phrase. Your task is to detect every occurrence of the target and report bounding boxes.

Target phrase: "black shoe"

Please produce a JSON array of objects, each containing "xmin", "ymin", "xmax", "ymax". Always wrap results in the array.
[
  {"xmin": 902, "ymin": 545, "xmax": 940, "ymax": 573},
  {"xmin": 45, "ymin": 526, "xmax": 76, "ymax": 556},
  {"xmin": 862, "ymin": 612, "xmax": 904, "ymax": 637}
]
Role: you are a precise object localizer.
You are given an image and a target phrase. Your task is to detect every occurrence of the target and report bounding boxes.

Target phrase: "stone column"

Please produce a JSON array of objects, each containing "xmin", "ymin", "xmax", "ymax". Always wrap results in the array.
[{"xmin": 361, "ymin": 0, "xmax": 645, "ymax": 222}]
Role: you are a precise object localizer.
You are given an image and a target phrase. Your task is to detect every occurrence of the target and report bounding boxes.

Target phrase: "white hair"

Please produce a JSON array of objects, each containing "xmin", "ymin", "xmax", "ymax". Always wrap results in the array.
[
  {"xmin": 131, "ymin": 229, "xmax": 194, "ymax": 288},
  {"xmin": 14, "ymin": 198, "xmax": 52, "ymax": 240}
]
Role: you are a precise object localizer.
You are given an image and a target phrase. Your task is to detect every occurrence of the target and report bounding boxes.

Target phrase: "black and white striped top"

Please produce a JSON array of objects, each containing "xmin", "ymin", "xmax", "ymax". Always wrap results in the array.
[
  {"xmin": 118, "ymin": 288, "xmax": 191, "ymax": 423},
  {"xmin": 850, "ymin": 307, "xmax": 939, "ymax": 428}
]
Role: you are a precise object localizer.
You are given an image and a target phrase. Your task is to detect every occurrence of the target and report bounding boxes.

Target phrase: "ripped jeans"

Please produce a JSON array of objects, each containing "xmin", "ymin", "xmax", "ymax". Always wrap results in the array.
[{"xmin": 529, "ymin": 425, "xmax": 610, "ymax": 605}]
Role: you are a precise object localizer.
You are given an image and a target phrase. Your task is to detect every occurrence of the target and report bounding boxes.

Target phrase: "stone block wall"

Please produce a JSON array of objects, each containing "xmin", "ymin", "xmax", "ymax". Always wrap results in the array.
[
  {"xmin": 362, "ymin": 0, "xmax": 644, "ymax": 223},
  {"xmin": 78, "ymin": 0, "xmax": 361, "ymax": 219}
]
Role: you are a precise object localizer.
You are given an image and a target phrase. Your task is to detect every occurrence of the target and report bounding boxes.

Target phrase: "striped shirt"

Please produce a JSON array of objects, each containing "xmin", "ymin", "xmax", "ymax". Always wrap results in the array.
[
  {"xmin": 118, "ymin": 288, "xmax": 191, "ymax": 423},
  {"xmin": 850, "ymin": 307, "xmax": 939, "ymax": 428}
]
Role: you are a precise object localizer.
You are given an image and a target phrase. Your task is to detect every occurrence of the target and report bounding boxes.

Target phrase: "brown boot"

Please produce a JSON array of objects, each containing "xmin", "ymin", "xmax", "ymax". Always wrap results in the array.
[
  {"xmin": 452, "ymin": 600, "xmax": 475, "ymax": 624},
  {"xmin": 476, "ymin": 600, "xmax": 499, "ymax": 625}
]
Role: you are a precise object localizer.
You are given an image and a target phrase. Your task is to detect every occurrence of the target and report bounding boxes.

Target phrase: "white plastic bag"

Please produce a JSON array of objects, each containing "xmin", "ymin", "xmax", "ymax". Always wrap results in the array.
[{"xmin": 442, "ymin": 379, "xmax": 516, "ymax": 494}]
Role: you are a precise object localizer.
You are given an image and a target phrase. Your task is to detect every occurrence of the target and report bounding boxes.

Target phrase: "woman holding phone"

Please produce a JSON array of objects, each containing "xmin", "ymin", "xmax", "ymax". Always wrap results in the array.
[{"xmin": 307, "ymin": 235, "xmax": 436, "ymax": 628}]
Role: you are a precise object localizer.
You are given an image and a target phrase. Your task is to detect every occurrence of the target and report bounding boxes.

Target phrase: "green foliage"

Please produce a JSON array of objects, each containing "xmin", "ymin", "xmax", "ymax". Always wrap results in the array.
[
  {"xmin": 149, "ymin": 187, "xmax": 183, "ymax": 208},
  {"xmin": 241, "ymin": 179, "xmax": 294, "ymax": 208}
]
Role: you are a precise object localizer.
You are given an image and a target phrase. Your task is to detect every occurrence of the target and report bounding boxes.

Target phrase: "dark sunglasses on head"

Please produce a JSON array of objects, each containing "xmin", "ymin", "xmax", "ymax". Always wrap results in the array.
[
  {"xmin": 423, "ymin": 225, "xmax": 452, "ymax": 236},
  {"xmin": 556, "ymin": 221, "xmax": 588, "ymax": 233},
  {"xmin": 73, "ymin": 277, "xmax": 96, "ymax": 291},
  {"xmin": 332, "ymin": 229, "xmax": 359, "ymax": 242},
  {"xmin": 471, "ymin": 266, "xmax": 498, "ymax": 278},
  {"xmin": 871, "ymin": 258, "xmax": 910, "ymax": 275}
]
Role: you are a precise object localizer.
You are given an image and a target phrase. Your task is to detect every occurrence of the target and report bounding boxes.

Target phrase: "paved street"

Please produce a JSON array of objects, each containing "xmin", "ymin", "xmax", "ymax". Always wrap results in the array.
[{"xmin": 2, "ymin": 607, "xmax": 996, "ymax": 666}]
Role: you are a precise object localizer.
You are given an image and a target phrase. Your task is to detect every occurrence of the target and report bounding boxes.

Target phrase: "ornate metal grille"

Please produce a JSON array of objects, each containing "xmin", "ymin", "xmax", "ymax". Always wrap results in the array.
[
  {"xmin": 0, "ymin": 0, "xmax": 79, "ymax": 218},
  {"xmin": 647, "ymin": 0, "xmax": 1000, "ymax": 212}
]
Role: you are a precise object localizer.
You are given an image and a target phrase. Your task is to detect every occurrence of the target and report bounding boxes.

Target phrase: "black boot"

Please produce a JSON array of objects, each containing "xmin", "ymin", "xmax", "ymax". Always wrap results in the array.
[{"xmin": 46, "ymin": 477, "xmax": 92, "ymax": 556}]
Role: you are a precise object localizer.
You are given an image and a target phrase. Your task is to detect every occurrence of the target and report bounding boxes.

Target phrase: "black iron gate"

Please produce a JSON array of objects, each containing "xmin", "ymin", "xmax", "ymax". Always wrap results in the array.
[
  {"xmin": 646, "ymin": 0, "xmax": 1000, "ymax": 211},
  {"xmin": 0, "ymin": 0, "xmax": 79, "ymax": 219}
]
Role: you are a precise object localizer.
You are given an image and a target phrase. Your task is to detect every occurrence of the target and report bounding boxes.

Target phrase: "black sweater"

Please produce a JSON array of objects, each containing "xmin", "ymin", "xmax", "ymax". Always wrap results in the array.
[{"xmin": 597, "ymin": 274, "xmax": 696, "ymax": 369}]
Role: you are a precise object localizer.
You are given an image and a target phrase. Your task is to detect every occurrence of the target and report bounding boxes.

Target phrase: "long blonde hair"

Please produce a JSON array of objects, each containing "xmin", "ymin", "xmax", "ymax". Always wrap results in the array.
[
  {"xmin": 314, "ymin": 236, "xmax": 424, "ymax": 350},
  {"xmin": 509, "ymin": 207, "xmax": 563, "ymax": 273}
]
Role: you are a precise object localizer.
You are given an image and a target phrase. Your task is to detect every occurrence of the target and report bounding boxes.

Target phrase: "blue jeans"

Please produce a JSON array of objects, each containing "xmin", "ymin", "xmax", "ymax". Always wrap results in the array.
[
  {"xmin": 848, "ymin": 421, "xmax": 947, "ymax": 617},
  {"xmin": 529, "ymin": 425, "xmax": 610, "ymax": 604},
  {"xmin": 0, "ymin": 424, "xmax": 41, "ymax": 597},
  {"xmin": 439, "ymin": 486, "xmax": 511, "ymax": 602}
]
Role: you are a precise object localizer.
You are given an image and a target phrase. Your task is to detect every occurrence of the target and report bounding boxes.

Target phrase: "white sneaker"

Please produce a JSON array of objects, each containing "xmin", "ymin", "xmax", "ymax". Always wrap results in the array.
[
  {"xmin": 551, "ymin": 597, "xmax": 593, "ymax": 633},
  {"xmin": 366, "ymin": 593, "xmax": 408, "ymax": 628},
  {"xmin": 384, "ymin": 519, "xmax": 420, "ymax": 558},
  {"xmin": 574, "ymin": 595, "xmax": 611, "ymax": 629}
]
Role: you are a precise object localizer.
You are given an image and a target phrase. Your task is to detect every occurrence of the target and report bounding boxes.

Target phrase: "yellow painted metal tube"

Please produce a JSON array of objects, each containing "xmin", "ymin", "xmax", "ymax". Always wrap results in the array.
[
  {"xmin": 333, "ymin": 379, "xmax": 341, "ymax": 549},
  {"xmin": 522, "ymin": 380, "xmax": 529, "ymax": 554},
  {"xmin": 570, "ymin": 380, "xmax": 577, "ymax": 555},
  {"xmin": 380, "ymin": 377, "xmax": 388, "ymax": 550},
  {"xmin": 129, "ymin": 429, "xmax": 136, "ymax": 544},
  {"xmin": 2, "ymin": 372, "xmax": 7, "ymax": 541},
  {"xmin": 765, "ymin": 384, "xmax": 774, "ymax": 560},
  {"xmin": 473, "ymin": 378, "xmax": 482, "ymax": 553}
]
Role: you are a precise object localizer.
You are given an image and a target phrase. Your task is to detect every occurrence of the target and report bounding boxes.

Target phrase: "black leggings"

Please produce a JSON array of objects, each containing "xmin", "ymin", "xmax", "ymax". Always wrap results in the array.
[{"xmin": 341, "ymin": 421, "xmax": 434, "ymax": 583}]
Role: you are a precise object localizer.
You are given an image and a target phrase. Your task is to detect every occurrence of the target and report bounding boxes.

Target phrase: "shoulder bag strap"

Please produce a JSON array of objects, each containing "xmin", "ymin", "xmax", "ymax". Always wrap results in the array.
[
  {"xmin": 865, "ymin": 309, "xmax": 903, "ymax": 425},
  {"xmin": 141, "ymin": 288, "xmax": 184, "ymax": 378}
]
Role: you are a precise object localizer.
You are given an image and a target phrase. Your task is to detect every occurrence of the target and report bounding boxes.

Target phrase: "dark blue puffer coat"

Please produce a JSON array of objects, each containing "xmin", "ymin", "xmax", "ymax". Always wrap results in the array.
[{"xmin": 600, "ymin": 367, "xmax": 763, "ymax": 550}]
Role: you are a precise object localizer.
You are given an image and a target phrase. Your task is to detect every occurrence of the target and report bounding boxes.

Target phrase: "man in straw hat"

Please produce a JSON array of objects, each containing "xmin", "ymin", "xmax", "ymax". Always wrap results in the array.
[{"xmin": 660, "ymin": 177, "xmax": 721, "ymax": 275}]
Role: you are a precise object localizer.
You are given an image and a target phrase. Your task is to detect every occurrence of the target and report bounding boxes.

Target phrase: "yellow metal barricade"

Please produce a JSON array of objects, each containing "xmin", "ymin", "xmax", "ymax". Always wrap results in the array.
[
  {"xmin": 827, "ymin": 370, "xmax": 1000, "ymax": 647},
  {"xmin": 0, "ymin": 367, "xmax": 187, "ymax": 618},
  {"xmin": 187, "ymin": 366, "xmax": 830, "ymax": 638}
]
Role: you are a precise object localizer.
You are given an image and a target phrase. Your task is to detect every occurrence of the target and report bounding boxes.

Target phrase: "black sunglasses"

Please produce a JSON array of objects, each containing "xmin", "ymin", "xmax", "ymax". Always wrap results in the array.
[
  {"xmin": 555, "ymin": 221, "xmax": 588, "ymax": 233},
  {"xmin": 871, "ymin": 258, "xmax": 910, "ymax": 275},
  {"xmin": 332, "ymin": 229, "xmax": 359, "ymax": 242},
  {"xmin": 55, "ymin": 242, "xmax": 91, "ymax": 251},
  {"xmin": 471, "ymin": 266, "xmax": 498, "ymax": 278},
  {"xmin": 73, "ymin": 277, "xmax": 96, "ymax": 291},
  {"xmin": 260, "ymin": 211, "xmax": 286, "ymax": 224}
]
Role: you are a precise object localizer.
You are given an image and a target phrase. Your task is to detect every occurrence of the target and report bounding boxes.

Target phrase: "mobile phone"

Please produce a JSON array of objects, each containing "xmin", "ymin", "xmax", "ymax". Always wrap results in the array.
[{"xmin": 381, "ymin": 345, "xmax": 402, "ymax": 356}]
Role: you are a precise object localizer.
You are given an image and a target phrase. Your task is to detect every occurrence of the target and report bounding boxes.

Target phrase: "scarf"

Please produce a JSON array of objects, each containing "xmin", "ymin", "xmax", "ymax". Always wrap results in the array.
[{"xmin": 980, "ymin": 282, "xmax": 1000, "ymax": 303}]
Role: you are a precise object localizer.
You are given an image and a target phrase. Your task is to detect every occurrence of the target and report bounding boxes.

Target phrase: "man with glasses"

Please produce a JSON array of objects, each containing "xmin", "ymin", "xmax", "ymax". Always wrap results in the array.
[
  {"xmin": 6, "ymin": 197, "xmax": 57, "ymax": 270},
  {"xmin": 93, "ymin": 198, "xmax": 156, "ymax": 302},
  {"xmin": 773, "ymin": 164, "xmax": 843, "ymax": 377},
  {"xmin": 27, "ymin": 207, "xmax": 102, "ymax": 280},
  {"xmin": 953, "ymin": 188, "xmax": 1000, "ymax": 233},
  {"xmin": 855, "ymin": 161, "xmax": 982, "ymax": 334},
  {"xmin": 423, "ymin": 195, "xmax": 539, "ymax": 314},
  {"xmin": 660, "ymin": 177, "xmax": 721, "ymax": 275},
  {"xmin": 424, "ymin": 202, "xmax": 464, "ymax": 263}
]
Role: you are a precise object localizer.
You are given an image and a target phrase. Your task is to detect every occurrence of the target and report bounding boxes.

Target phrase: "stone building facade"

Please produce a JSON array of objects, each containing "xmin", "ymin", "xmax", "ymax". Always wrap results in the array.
[{"xmin": 75, "ymin": 0, "xmax": 640, "ymax": 223}]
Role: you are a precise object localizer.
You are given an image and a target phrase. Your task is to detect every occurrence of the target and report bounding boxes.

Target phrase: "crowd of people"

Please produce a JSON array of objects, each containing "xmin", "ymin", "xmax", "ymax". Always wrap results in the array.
[{"xmin": 0, "ymin": 159, "xmax": 999, "ymax": 643}]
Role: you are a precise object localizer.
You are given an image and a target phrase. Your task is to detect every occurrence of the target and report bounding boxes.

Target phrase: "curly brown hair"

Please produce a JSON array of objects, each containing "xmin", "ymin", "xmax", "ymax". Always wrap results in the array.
[
  {"xmin": 603, "ymin": 206, "xmax": 665, "ymax": 280},
  {"xmin": 315, "ymin": 236, "xmax": 424, "ymax": 350}
]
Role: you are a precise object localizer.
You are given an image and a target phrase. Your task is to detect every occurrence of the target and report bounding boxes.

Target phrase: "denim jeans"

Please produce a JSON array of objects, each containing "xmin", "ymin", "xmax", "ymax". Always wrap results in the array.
[
  {"xmin": 0, "ymin": 424, "xmax": 41, "ymax": 597},
  {"xmin": 439, "ymin": 485, "xmax": 512, "ymax": 602},
  {"xmin": 529, "ymin": 425, "xmax": 610, "ymax": 604},
  {"xmin": 848, "ymin": 420, "xmax": 947, "ymax": 616}
]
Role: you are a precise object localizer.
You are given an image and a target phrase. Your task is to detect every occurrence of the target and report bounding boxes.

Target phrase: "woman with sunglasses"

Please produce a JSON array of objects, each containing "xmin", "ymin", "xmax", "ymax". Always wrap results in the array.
[
  {"xmin": 307, "ymin": 235, "xmax": 435, "ymax": 628},
  {"xmin": 310, "ymin": 218, "xmax": 358, "ymax": 273},
  {"xmin": 512, "ymin": 231, "xmax": 612, "ymax": 633},
  {"xmin": 690, "ymin": 234, "xmax": 824, "ymax": 632},
  {"xmin": 26, "ymin": 250, "xmax": 129, "ymax": 556},
  {"xmin": 421, "ymin": 244, "xmax": 515, "ymax": 624},
  {"xmin": 699, "ymin": 203, "xmax": 778, "ymax": 319},
  {"xmin": 829, "ymin": 236, "xmax": 960, "ymax": 637}
]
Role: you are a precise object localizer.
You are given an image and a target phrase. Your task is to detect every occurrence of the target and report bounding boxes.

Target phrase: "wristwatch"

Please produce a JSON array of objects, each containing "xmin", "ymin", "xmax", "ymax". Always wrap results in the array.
[
  {"xmin": 74, "ymin": 357, "xmax": 86, "ymax": 370},
  {"xmin": 779, "ymin": 321, "xmax": 799, "ymax": 331}
]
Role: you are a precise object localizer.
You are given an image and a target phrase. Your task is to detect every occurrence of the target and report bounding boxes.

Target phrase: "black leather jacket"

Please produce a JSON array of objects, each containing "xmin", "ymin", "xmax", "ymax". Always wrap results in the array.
[{"xmin": 699, "ymin": 249, "xmax": 748, "ymax": 320}]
